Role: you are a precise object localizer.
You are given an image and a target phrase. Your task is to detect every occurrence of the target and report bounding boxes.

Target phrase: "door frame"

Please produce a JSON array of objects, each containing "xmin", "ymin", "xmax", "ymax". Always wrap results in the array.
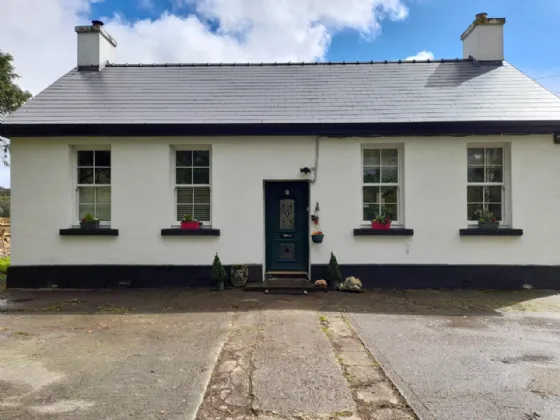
[{"xmin": 263, "ymin": 180, "xmax": 310, "ymax": 279}]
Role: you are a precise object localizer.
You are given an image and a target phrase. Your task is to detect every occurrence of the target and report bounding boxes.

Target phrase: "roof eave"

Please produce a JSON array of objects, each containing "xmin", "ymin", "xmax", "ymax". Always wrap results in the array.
[{"xmin": 1, "ymin": 121, "xmax": 560, "ymax": 138}]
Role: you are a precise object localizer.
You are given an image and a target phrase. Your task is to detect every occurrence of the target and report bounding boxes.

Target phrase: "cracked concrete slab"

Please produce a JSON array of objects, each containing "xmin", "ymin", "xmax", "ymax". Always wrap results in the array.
[{"xmin": 252, "ymin": 311, "xmax": 355, "ymax": 417}]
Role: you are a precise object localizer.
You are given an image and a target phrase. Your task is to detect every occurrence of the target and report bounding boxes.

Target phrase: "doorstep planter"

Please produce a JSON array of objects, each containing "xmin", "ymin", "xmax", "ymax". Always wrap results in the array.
[
  {"xmin": 181, "ymin": 221, "xmax": 201, "ymax": 230},
  {"xmin": 80, "ymin": 220, "xmax": 100, "ymax": 230},
  {"xmin": 311, "ymin": 234, "xmax": 324, "ymax": 243},
  {"xmin": 372, "ymin": 221, "xmax": 391, "ymax": 230},
  {"xmin": 478, "ymin": 222, "xmax": 500, "ymax": 231}
]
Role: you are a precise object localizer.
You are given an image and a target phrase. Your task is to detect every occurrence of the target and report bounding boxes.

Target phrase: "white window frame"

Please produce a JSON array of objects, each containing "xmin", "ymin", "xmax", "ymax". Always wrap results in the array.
[
  {"xmin": 73, "ymin": 145, "xmax": 111, "ymax": 226},
  {"xmin": 361, "ymin": 144, "xmax": 404, "ymax": 227},
  {"xmin": 171, "ymin": 145, "xmax": 212, "ymax": 226},
  {"xmin": 466, "ymin": 143, "xmax": 511, "ymax": 226}
]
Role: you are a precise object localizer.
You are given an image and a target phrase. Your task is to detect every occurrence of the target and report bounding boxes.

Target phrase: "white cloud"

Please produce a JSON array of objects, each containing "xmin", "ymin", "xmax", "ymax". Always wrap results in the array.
[
  {"xmin": 1, "ymin": 0, "xmax": 409, "ymax": 95},
  {"xmin": 0, "ymin": 0, "xmax": 409, "ymax": 187},
  {"xmin": 405, "ymin": 50, "xmax": 434, "ymax": 61}
]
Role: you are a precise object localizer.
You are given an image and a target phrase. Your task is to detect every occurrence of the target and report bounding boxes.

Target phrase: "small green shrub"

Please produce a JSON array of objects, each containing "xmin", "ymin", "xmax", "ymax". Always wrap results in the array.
[
  {"xmin": 211, "ymin": 253, "xmax": 227, "ymax": 284},
  {"xmin": 0, "ymin": 256, "xmax": 10, "ymax": 274},
  {"xmin": 325, "ymin": 252, "xmax": 342, "ymax": 285}
]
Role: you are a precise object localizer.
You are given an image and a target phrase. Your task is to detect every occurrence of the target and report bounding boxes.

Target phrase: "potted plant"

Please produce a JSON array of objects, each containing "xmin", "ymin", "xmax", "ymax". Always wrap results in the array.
[
  {"xmin": 372, "ymin": 211, "xmax": 391, "ymax": 230},
  {"xmin": 325, "ymin": 252, "xmax": 342, "ymax": 291},
  {"xmin": 475, "ymin": 209, "xmax": 500, "ymax": 230},
  {"xmin": 80, "ymin": 212, "xmax": 99, "ymax": 230},
  {"xmin": 181, "ymin": 214, "xmax": 201, "ymax": 230},
  {"xmin": 311, "ymin": 230, "xmax": 324, "ymax": 243},
  {"xmin": 211, "ymin": 253, "xmax": 227, "ymax": 291}
]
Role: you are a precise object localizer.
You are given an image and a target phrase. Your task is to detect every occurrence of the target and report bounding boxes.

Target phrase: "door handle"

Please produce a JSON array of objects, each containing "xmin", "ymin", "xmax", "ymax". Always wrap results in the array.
[{"xmin": 281, "ymin": 234, "xmax": 293, "ymax": 238}]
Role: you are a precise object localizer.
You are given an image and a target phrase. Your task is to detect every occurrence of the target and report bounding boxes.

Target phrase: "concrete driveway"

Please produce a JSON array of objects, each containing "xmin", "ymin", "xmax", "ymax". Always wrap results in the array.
[{"xmin": 350, "ymin": 294, "xmax": 560, "ymax": 420}]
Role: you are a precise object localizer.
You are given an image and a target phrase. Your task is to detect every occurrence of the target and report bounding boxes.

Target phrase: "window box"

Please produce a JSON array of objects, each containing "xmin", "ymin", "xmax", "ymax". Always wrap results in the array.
[
  {"xmin": 161, "ymin": 228, "xmax": 220, "ymax": 236},
  {"xmin": 354, "ymin": 228, "xmax": 414, "ymax": 236},
  {"xmin": 459, "ymin": 228, "xmax": 523, "ymax": 236},
  {"xmin": 60, "ymin": 228, "xmax": 119, "ymax": 236}
]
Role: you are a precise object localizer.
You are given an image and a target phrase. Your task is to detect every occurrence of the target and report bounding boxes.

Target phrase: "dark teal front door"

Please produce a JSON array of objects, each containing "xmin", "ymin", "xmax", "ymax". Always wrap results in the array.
[{"xmin": 265, "ymin": 182, "xmax": 309, "ymax": 273}]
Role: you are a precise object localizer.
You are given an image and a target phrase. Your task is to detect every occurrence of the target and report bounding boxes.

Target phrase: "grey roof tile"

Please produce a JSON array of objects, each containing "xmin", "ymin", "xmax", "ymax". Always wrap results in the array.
[{"xmin": 4, "ymin": 61, "xmax": 560, "ymax": 125}]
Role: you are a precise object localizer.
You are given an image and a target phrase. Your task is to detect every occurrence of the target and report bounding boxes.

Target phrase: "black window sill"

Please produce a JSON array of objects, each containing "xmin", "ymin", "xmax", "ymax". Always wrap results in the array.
[
  {"xmin": 459, "ymin": 228, "xmax": 523, "ymax": 236},
  {"xmin": 60, "ymin": 228, "xmax": 119, "ymax": 236},
  {"xmin": 354, "ymin": 228, "xmax": 414, "ymax": 236},
  {"xmin": 161, "ymin": 228, "xmax": 221, "ymax": 236}
]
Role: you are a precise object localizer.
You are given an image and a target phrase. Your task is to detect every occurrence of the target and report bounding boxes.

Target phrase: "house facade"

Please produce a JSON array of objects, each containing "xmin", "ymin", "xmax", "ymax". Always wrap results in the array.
[{"xmin": 2, "ymin": 14, "xmax": 560, "ymax": 289}]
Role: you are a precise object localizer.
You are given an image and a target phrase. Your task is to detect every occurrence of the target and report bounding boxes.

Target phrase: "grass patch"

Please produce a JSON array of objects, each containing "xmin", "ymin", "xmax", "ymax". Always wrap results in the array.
[
  {"xmin": 0, "ymin": 256, "xmax": 9, "ymax": 292},
  {"xmin": 96, "ymin": 305, "xmax": 134, "ymax": 314},
  {"xmin": 14, "ymin": 331, "xmax": 32, "ymax": 337},
  {"xmin": 319, "ymin": 315, "xmax": 328, "ymax": 323}
]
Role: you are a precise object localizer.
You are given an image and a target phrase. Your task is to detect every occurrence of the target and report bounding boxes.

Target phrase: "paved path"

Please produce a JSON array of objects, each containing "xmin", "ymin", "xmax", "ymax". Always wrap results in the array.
[{"xmin": 350, "ymin": 311, "xmax": 560, "ymax": 420}]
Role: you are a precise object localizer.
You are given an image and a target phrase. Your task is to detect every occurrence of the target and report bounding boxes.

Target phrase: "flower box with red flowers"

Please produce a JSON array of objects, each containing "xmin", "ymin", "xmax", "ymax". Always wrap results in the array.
[
  {"xmin": 80, "ymin": 212, "xmax": 100, "ymax": 230},
  {"xmin": 371, "ymin": 212, "xmax": 392, "ymax": 230}
]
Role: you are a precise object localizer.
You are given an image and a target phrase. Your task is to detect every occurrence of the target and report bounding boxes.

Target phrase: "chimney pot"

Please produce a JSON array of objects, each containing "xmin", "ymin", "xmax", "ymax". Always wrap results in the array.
[
  {"xmin": 92, "ymin": 20, "xmax": 104, "ymax": 27},
  {"xmin": 475, "ymin": 13, "xmax": 488, "ymax": 21}
]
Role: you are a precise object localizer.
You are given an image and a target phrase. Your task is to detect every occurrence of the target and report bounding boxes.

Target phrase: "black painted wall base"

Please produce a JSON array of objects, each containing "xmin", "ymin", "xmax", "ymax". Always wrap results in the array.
[
  {"xmin": 8, "ymin": 265, "xmax": 263, "ymax": 289},
  {"xmin": 311, "ymin": 264, "xmax": 560, "ymax": 290}
]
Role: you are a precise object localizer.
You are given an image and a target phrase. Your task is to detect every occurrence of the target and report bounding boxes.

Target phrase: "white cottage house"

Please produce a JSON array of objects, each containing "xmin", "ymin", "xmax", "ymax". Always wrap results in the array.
[{"xmin": 2, "ymin": 14, "xmax": 560, "ymax": 289}]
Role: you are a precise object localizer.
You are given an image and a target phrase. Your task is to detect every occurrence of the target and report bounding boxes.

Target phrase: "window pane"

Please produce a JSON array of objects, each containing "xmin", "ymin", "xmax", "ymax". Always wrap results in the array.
[
  {"xmin": 381, "ymin": 149, "xmax": 398, "ymax": 165},
  {"xmin": 486, "ymin": 148, "xmax": 503, "ymax": 165},
  {"xmin": 176, "ymin": 168, "xmax": 192, "ymax": 184},
  {"xmin": 380, "ymin": 186, "xmax": 397, "ymax": 204},
  {"xmin": 78, "ymin": 168, "xmax": 93, "ymax": 184},
  {"xmin": 177, "ymin": 187, "xmax": 194, "ymax": 204},
  {"xmin": 95, "ymin": 150, "xmax": 111, "ymax": 167},
  {"xmin": 467, "ymin": 167, "xmax": 484, "ymax": 182},
  {"xmin": 279, "ymin": 198, "xmax": 295, "ymax": 230},
  {"xmin": 467, "ymin": 204, "xmax": 483, "ymax": 221},
  {"xmin": 363, "ymin": 149, "xmax": 380, "ymax": 166},
  {"xmin": 96, "ymin": 187, "xmax": 111, "ymax": 204},
  {"xmin": 193, "ymin": 187, "xmax": 211, "ymax": 204},
  {"xmin": 363, "ymin": 167, "xmax": 380, "ymax": 183},
  {"xmin": 193, "ymin": 205, "xmax": 211, "ymax": 222},
  {"xmin": 381, "ymin": 204, "xmax": 397, "ymax": 221},
  {"xmin": 363, "ymin": 204, "xmax": 378, "ymax": 221},
  {"xmin": 468, "ymin": 148, "xmax": 484, "ymax": 166},
  {"xmin": 193, "ymin": 168, "xmax": 210, "ymax": 184},
  {"xmin": 176, "ymin": 151, "xmax": 192, "ymax": 167},
  {"xmin": 95, "ymin": 168, "xmax": 111, "ymax": 184},
  {"xmin": 79, "ymin": 204, "xmax": 95, "ymax": 219},
  {"xmin": 177, "ymin": 204, "xmax": 194, "ymax": 221},
  {"xmin": 78, "ymin": 187, "xmax": 95, "ymax": 203},
  {"xmin": 381, "ymin": 167, "xmax": 398, "ymax": 183},
  {"xmin": 486, "ymin": 186, "xmax": 502, "ymax": 203},
  {"xmin": 363, "ymin": 186, "xmax": 378, "ymax": 203},
  {"xmin": 96, "ymin": 205, "xmax": 111, "ymax": 222},
  {"xmin": 193, "ymin": 151, "xmax": 209, "ymax": 167},
  {"xmin": 467, "ymin": 186, "xmax": 483, "ymax": 202},
  {"xmin": 78, "ymin": 151, "xmax": 94, "ymax": 166},
  {"xmin": 486, "ymin": 166, "xmax": 503, "ymax": 183},
  {"xmin": 488, "ymin": 204, "xmax": 502, "ymax": 221}
]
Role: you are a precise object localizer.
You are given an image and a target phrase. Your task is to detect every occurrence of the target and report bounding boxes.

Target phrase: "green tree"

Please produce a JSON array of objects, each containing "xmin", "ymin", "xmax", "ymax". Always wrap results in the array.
[{"xmin": 1, "ymin": 50, "xmax": 32, "ymax": 164}]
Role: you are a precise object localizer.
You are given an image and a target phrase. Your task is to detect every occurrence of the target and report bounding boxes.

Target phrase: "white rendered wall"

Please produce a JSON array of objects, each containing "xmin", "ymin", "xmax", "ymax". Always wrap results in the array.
[{"xmin": 10, "ymin": 134, "xmax": 560, "ymax": 269}]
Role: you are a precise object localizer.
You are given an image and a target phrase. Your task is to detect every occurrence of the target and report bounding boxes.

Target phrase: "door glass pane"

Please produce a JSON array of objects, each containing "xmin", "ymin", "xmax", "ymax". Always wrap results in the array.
[
  {"xmin": 278, "ymin": 243, "xmax": 295, "ymax": 260},
  {"xmin": 279, "ymin": 198, "xmax": 295, "ymax": 230}
]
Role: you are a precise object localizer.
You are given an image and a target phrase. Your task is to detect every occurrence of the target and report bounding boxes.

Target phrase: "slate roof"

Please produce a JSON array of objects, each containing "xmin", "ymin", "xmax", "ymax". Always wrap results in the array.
[{"xmin": 3, "ymin": 59, "xmax": 560, "ymax": 126}]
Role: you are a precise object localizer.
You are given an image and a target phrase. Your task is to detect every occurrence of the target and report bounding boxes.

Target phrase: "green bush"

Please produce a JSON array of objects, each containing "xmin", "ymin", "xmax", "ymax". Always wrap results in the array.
[
  {"xmin": 325, "ymin": 252, "xmax": 342, "ymax": 285},
  {"xmin": 0, "ymin": 256, "xmax": 9, "ymax": 274},
  {"xmin": 211, "ymin": 253, "xmax": 227, "ymax": 284}
]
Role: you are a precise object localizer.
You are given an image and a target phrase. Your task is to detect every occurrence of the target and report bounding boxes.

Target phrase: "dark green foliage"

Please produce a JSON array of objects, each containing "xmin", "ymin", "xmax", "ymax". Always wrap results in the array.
[
  {"xmin": 1, "ymin": 51, "xmax": 33, "ymax": 165},
  {"xmin": 325, "ymin": 252, "xmax": 342, "ymax": 284},
  {"xmin": 211, "ymin": 253, "xmax": 227, "ymax": 284}
]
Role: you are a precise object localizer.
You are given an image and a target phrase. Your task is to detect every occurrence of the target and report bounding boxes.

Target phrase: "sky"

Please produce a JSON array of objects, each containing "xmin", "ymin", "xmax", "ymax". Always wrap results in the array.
[{"xmin": 0, "ymin": 0, "xmax": 559, "ymax": 187}]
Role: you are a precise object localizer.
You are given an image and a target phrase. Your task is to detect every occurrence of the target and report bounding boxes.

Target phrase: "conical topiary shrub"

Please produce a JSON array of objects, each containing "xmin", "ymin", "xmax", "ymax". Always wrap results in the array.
[
  {"xmin": 325, "ymin": 252, "xmax": 342, "ymax": 291},
  {"xmin": 211, "ymin": 253, "xmax": 227, "ymax": 291}
]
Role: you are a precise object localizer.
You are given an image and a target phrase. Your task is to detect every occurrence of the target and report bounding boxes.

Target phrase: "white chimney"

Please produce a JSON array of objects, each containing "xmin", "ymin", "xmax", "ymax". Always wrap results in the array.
[
  {"xmin": 461, "ymin": 13, "xmax": 506, "ymax": 61},
  {"xmin": 74, "ymin": 20, "xmax": 117, "ymax": 70}
]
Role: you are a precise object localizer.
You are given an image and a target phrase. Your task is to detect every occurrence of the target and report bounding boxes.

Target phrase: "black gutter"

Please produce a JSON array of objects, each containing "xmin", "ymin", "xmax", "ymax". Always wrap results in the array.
[{"xmin": 1, "ymin": 121, "xmax": 559, "ymax": 138}]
